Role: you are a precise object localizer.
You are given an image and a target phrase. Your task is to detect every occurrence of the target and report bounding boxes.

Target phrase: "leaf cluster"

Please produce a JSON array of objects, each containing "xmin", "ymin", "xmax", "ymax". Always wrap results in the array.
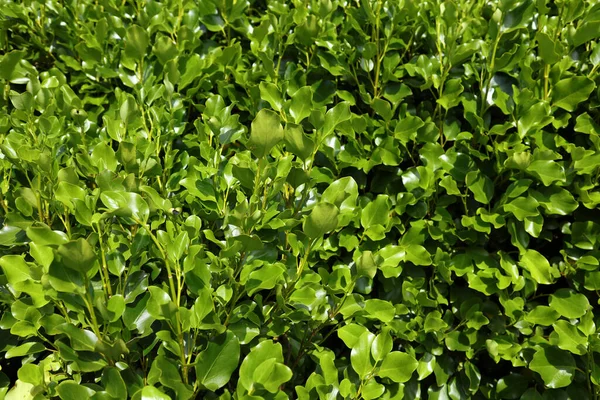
[{"xmin": 1, "ymin": 0, "xmax": 600, "ymax": 399}]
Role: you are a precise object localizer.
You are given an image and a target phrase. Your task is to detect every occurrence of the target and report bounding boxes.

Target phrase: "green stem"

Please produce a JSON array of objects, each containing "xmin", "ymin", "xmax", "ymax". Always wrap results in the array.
[
  {"xmin": 83, "ymin": 286, "xmax": 102, "ymax": 340},
  {"xmin": 96, "ymin": 223, "xmax": 113, "ymax": 297},
  {"xmin": 133, "ymin": 218, "xmax": 188, "ymax": 383},
  {"xmin": 543, "ymin": 64, "xmax": 550, "ymax": 100},
  {"xmin": 588, "ymin": 64, "xmax": 599, "ymax": 79},
  {"xmin": 134, "ymin": 218, "xmax": 177, "ymax": 304},
  {"xmin": 481, "ymin": 32, "xmax": 502, "ymax": 117},
  {"xmin": 372, "ymin": 0, "xmax": 383, "ymax": 98},
  {"xmin": 295, "ymin": 240, "xmax": 313, "ymax": 280}
]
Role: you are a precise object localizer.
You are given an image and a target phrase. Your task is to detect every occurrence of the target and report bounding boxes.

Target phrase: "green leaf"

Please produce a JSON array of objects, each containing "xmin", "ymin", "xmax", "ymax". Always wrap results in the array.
[
  {"xmin": 322, "ymin": 102, "xmax": 351, "ymax": 136},
  {"xmin": 139, "ymin": 386, "xmax": 171, "ymax": 400},
  {"xmin": 58, "ymin": 239, "xmax": 97, "ymax": 273},
  {"xmin": 289, "ymin": 86, "xmax": 313, "ymax": 123},
  {"xmin": 55, "ymin": 323, "xmax": 99, "ymax": 351},
  {"xmin": 465, "ymin": 171, "xmax": 494, "ymax": 204},
  {"xmin": 147, "ymin": 286, "xmax": 177, "ymax": 321},
  {"xmin": 395, "ymin": 114, "xmax": 424, "ymax": 142},
  {"xmin": 17, "ymin": 364, "xmax": 42, "ymax": 386},
  {"xmin": 238, "ymin": 340, "xmax": 284, "ymax": 391},
  {"xmin": 437, "ymin": 79, "xmax": 464, "ymax": 110},
  {"xmin": 338, "ymin": 324, "xmax": 369, "ymax": 348},
  {"xmin": 496, "ymin": 374, "xmax": 529, "ymax": 399},
  {"xmin": 364, "ymin": 299, "xmax": 395, "ymax": 322},
  {"xmin": 120, "ymin": 95, "xmax": 139, "ymax": 125},
  {"xmin": 0, "ymin": 50, "xmax": 25, "ymax": 80},
  {"xmin": 321, "ymin": 177, "xmax": 359, "ymax": 227},
  {"xmin": 371, "ymin": 328, "xmax": 393, "ymax": 362},
  {"xmin": 247, "ymin": 109, "xmax": 284, "ymax": 158},
  {"xmin": 552, "ymin": 320, "xmax": 587, "ymax": 355},
  {"xmin": 0, "ymin": 225, "xmax": 26, "ymax": 246},
  {"xmin": 549, "ymin": 288, "xmax": 590, "ymax": 319},
  {"xmin": 350, "ymin": 331, "xmax": 375, "ymax": 378},
  {"xmin": 425, "ymin": 311, "xmax": 448, "ymax": 333},
  {"xmin": 196, "ymin": 331, "xmax": 240, "ymax": 391},
  {"xmin": 502, "ymin": 0, "xmax": 534, "ymax": 32},
  {"xmin": 5, "ymin": 342, "xmax": 45, "ymax": 359},
  {"xmin": 517, "ymin": 102, "xmax": 553, "ymax": 137},
  {"xmin": 284, "ymin": 124, "xmax": 314, "ymax": 161},
  {"xmin": 525, "ymin": 306, "xmax": 560, "ymax": 326},
  {"xmin": 56, "ymin": 381, "xmax": 96, "ymax": 399},
  {"xmin": 102, "ymin": 367, "xmax": 127, "ymax": 399},
  {"xmin": 252, "ymin": 358, "xmax": 293, "ymax": 393},
  {"xmin": 356, "ymin": 251, "xmax": 377, "ymax": 279},
  {"xmin": 152, "ymin": 35, "xmax": 178, "ymax": 65},
  {"xmin": 378, "ymin": 352, "xmax": 418, "ymax": 383},
  {"xmin": 246, "ymin": 263, "xmax": 285, "ymax": 295},
  {"xmin": 529, "ymin": 347, "xmax": 575, "ymax": 389},
  {"xmin": 0, "ymin": 255, "xmax": 31, "ymax": 285},
  {"xmin": 404, "ymin": 244, "xmax": 432, "ymax": 266},
  {"xmin": 551, "ymin": 77, "xmax": 596, "ymax": 111},
  {"xmin": 536, "ymin": 32, "xmax": 562, "ymax": 64},
  {"xmin": 100, "ymin": 191, "xmax": 150, "ymax": 223},
  {"xmin": 572, "ymin": 17, "xmax": 600, "ymax": 47},
  {"xmin": 526, "ymin": 160, "xmax": 566, "ymax": 186},
  {"xmin": 361, "ymin": 380, "xmax": 385, "ymax": 400},
  {"xmin": 125, "ymin": 25, "xmax": 149, "ymax": 60},
  {"xmin": 303, "ymin": 202, "xmax": 339, "ymax": 238},
  {"xmin": 55, "ymin": 182, "xmax": 86, "ymax": 210},
  {"xmin": 259, "ymin": 82, "xmax": 283, "ymax": 112},
  {"xmin": 532, "ymin": 187, "xmax": 578, "ymax": 215},
  {"xmin": 48, "ymin": 262, "xmax": 85, "ymax": 293},
  {"xmin": 26, "ymin": 224, "xmax": 68, "ymax": 246},
  {"xmin": 519, "ymin": 249, "xmax": 557, "ymax": 285},
  {"xmin": 503, "ymin": 196, "xmax": 539, "ymax": 221},
  {"xmin": 361, "ymin": 195, "xmax": 390, "ymax": 229}
]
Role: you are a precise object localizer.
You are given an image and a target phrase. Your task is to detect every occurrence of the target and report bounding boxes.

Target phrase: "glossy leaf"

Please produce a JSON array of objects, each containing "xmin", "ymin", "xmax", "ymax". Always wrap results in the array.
[
  {"xmin": 378, "ymin": 352, "xmax": 418, "ymax": 383},
  {"xmin": 196, "ymin": 331, "xmax": 240, "ymax": 391},
  {"xmin": 529, "ymin": 347, "xmax": 576, "ymax": 389}
]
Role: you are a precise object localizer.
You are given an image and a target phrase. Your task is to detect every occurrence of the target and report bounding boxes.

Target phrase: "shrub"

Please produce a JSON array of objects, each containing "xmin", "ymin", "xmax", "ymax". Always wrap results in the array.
[{"xmin": 1, "ymin": 0, "xmax": 600, "ymax": 399}]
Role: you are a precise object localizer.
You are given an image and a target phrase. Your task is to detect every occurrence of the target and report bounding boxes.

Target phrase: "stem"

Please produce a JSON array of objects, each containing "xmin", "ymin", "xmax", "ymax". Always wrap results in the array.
[
  {"xmin": 249, "ymin": 157, "xmax": 264, "ymax": 224},
  {"xmin": 543, "ymin": 64, "xmax": 550, "ymax": 100},
  {"xmin": 134, "ymin": 218, "xmax": 178, "ymax": 304},
  {"xmin": 0, "ymin": 193, "xmax": 8, "ymax": 215},
  {"xmin": 274, "ymin": 42, "xmax": 287, "ymax": 84},
  {"xmin": 372, "ymin": 0, "xmax": 382, "ymax": 98},
  {"xmin": 481, "ymin": 32, "xmax": 502, "ymax": 117},
  {"xmin": 83, "ymin": 284, "xmax": 102, "ymax": 340},
  {"xmin": 588, "ymin": 64, "xmax": 599, "ymax": 79},
  {"xmin": 96, "ymin": 223, "xmax": 113, "ymax": 297},
  {"xmin": 63, "ymin": 212, "xmax": 71, "ymax": 238},
  {"xmin": 56, "ymin": 301, "xmax": 71, "ymax": 323},
  {"xmin": 133, "ymin": 218, "xmax": 188, "ymax": 383},
  {"xmin": 295, "ymin": 240, "xmax": 313, "ymax": 279}
]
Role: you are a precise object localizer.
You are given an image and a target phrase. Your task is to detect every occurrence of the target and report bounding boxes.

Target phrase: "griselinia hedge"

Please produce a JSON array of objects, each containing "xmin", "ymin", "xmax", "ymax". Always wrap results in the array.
[{"xmin": 1, "ymin": 0, "xmax": 600, "ymax": 399}]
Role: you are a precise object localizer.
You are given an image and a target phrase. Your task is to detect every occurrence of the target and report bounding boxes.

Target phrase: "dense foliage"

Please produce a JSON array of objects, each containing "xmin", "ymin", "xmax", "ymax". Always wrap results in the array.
[{"xmin": 1, "ymin": 0, "xmax": 600, "ymax": 398}]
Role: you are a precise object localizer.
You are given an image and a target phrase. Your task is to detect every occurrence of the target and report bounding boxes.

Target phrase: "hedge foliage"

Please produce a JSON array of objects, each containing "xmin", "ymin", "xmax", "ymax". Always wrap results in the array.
[{"xmin": 1, "ymin": 0, "xmax": 600, "ymax": 398}]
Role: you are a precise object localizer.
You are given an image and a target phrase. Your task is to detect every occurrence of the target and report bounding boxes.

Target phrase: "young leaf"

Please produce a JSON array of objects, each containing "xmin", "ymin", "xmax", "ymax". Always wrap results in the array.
[{"xmin": 519, "ymin": 249, "xmax": 558, "ymax": 285}]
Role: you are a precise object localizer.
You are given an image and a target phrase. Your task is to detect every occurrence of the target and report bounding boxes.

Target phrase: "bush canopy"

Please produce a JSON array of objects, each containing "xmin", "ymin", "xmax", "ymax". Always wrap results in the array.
[{"xmin": 1, "ymin": 0, "xmax": 600, "ymax": 399}]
